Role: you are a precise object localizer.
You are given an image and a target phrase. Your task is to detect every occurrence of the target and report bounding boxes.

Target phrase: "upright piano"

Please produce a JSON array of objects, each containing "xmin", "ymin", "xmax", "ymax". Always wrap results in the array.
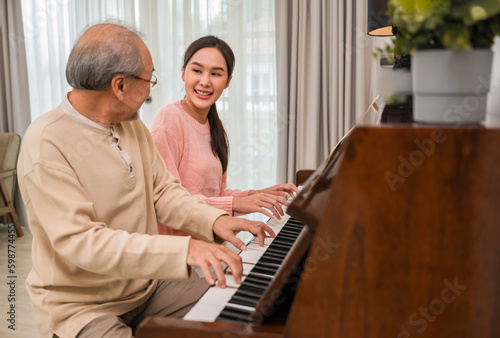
[{"xmin": 137, "ymin": 125, "xmax": 500, "ymax": 337}]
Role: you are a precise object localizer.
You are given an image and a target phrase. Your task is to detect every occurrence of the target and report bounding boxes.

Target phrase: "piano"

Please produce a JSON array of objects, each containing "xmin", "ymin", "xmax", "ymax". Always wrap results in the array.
[{"xmin": 137, "ymin": 125, "xmax": 500, "ymax": 337}]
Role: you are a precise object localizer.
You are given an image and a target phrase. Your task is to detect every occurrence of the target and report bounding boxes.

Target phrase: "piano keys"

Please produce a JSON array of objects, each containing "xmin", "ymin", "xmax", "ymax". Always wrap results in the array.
[{"xmin": 184, "ymin": 213, "xmax": 311, "ymax": 324}]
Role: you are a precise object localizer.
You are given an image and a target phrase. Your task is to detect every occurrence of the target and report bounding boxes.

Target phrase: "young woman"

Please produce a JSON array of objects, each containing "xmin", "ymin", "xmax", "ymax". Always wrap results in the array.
[{"xmin": 150, "ymin": 35, "xmax": 298, "ymax": 235}]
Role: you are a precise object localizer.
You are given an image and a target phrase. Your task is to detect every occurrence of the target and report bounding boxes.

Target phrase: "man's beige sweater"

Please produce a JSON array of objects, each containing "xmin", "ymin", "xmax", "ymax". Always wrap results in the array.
[{"xmin": 17, "ymin": 95, "xmax": 226, "ymax": 338}]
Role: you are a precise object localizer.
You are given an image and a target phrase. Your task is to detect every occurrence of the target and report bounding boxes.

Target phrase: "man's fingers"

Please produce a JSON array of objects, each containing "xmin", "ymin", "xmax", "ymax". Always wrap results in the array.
[
  {"xmin": 223, "ymin": 256, "xmax": 243, "ymax": 284},
  {"xmin": 259, "ymin": 223, "xmax": 276, "ymax": 246},
  {"xmin": 210, "ymin": 258, "xmax": 227, "ymax": 288},
  {"xmin": 226, "ymin": 236, "xmax": 247, "ymax": 251},
  {"xmin": 188, "ymin": 239, "xmax": 244, "ymax": 288},
  {"xmin": 260, "ymin": 223, "xmax": 276, "ymax": 237},
  {"xmin": 199, "ymin": 263, "xmax": 215, "ymax": 286},
  {"xmin": 247, "ymin": 221, "xmax": 275, "ymax": 246}
]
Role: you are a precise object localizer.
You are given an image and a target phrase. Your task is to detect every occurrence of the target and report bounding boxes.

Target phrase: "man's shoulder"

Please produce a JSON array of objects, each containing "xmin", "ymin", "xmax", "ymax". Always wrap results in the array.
[{"xmin": 24, "ymin": 106, "xmax": 68, "ymax": 141}]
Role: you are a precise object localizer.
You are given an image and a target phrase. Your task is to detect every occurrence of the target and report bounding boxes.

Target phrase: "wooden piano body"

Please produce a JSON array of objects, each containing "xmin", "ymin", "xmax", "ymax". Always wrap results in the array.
[{"xmin": 137, "ymin": 126, "xmax": 500, "ymax": 337}]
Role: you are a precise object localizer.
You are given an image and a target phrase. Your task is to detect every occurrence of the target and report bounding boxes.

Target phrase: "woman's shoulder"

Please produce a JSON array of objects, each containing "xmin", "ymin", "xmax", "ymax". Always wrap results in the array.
[
  {"xmin": 155, "ymin": 100, "xmax": 184, "ymax": 120},
  {"xmin": 150, "ymin": 101, "xmax": 186, "ymax": 132}
]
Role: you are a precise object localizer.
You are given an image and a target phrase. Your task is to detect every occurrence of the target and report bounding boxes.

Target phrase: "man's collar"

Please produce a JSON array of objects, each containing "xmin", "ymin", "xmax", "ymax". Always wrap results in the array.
[{"xmin": 61, "ymin": 92, "xmax": 111, "ymax": 134}]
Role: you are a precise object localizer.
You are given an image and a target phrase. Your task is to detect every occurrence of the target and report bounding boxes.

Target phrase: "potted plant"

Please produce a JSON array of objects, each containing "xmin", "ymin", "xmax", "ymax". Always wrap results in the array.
[{"xmin": 387, "ymin": 0, "xmax": 500, "ymax": 124}]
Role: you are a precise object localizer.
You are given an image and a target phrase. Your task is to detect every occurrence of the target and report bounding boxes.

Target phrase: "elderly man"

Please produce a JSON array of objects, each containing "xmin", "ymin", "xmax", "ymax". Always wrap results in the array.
[{"xmin": 17, "ymin": 23, "xmax": 273, "ymax": 338}]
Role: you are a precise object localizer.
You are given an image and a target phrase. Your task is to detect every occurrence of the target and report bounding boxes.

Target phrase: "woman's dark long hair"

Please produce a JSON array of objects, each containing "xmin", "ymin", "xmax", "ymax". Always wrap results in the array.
[{"xmin": 183, "ymin": 35, "xmax": 235, "ymax": 174}]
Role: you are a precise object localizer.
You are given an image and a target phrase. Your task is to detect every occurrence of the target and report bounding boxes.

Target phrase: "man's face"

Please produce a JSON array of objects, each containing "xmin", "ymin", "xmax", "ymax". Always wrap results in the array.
[{"xmin": 119, "ymin": 42, "xmax": 154, "ymax": 122}]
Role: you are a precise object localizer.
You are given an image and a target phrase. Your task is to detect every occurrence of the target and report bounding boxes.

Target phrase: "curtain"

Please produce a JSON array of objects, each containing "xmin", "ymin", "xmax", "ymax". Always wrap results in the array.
[
  {"xmin": 487, "ymin": 37, "xmax": 500, "ymax": 125},
  {"xmin": 0, "ymin": 1, "xmax": 31, "ymax": 135},
  {"xmin": 20, "ymin": 0, "xmax": 139, "ymax": 123},
  {"xmin": 275, "ymin": 0, "xmax": 374, "ymax": 183},
  {"xmin": 140, "ymin": 0, "xmax": 279, "ymax": 192},
  {"xmin": 21, "ymin": 0, "xmax": 279, "ymax": 199},
  {"xmin": 1, "ymin": 0, "xmax": 32, "ymax": 228}
]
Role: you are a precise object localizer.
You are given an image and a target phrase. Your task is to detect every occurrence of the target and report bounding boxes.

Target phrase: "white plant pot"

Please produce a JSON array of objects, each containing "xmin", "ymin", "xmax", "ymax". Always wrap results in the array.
[{"xmin": 412, "ymin": 49, "xmax": 493, "ymax": 124}]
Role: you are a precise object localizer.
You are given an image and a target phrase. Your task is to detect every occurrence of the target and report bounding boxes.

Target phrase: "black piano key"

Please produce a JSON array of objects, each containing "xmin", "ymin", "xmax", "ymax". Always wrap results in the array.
[
  {"xmin": 282, "ymin": 220, "xmax": 301, "ymax": 227},
  {"xmin": 278, "ymin": 232, "xmax": 300, "ymax": 239},
  {"xmin": 255, "ymin": 260, "xmax": 280, "ymax": 268},
  {"xmin": 280, "ymin": 224, "xmax": 302, "ymax": 232},
  {"xmin": 228, "ymin": 294, "xmax": 259, "ymax": 308},
  {"xmin": 286, "ymin": 224, "xmax": 304, "ymax": 231},
  {"xmin": 243, "ymin": 276, "xmax": 271, "ymax": 288},
  {"xmin": 260, "ymin": 252, "xmax": 285, "ymax": 260},
  {"xmin": 266, "ymin": 247, "xmax": 289, "ymax": 255},
  {"xmin": 276, "ymin": 232, "xmax": 298, "ymax": 240},
  {"xmin": 271, "ymin": 237, "xmax": 295, "ymax": 245},
  {"xmin": 216, "ymin": 306, "xmax": 254, "ymax": 323},
  {"xmin": 251, "ymin": 264, "xmax": 279, "ymax": 276},
  {"xmin": 261, "ymin": 245, "xmax": 287, "ymax": 255},
  {"xmin": 261, "ymin": 250, "xmax": 287, "ymax": 260},
  {"xmin": 279, "ymin": 230, "xmax": 300, "ymax": 237},
  {"xmin": 277, "ymin": 227, "xmax": 299, "ymax": 235},
  {"xmin": 259, "ymin": 255, "xmax": 283, "ymax": 265},
  {"xmin": 228, "ymin": 284, "xmax": 267, "ymax": 310},
  {"xmin": 233, "ymin": 286, "xmax": 262, "ymax": 300},
  {"xmin": 277, "ymin": 232, "xmax": 299, "ymax": 240},
  {"xmin": 245, "ymin": 274, "xmax": 273, "ymax": 283},
  {"xmin": 287, "ymin": 219, "xmax": 304, "ymax": 227},
  {"xmin": 239, "ymin": 280, "xmax": 268, "ymax": 290},
  {"xmin": 268, "ymin": 241, "xmax": 293, "ymax": 250},
  {"xmin": 276, "ymin": 236, "xmax": 298, "ymax": 244}
]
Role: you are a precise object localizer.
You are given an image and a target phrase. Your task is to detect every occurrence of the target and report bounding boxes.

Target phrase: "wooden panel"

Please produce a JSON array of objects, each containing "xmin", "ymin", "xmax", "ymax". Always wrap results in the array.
[
  {"xmin": 136, "ymin": 317, "xmax": 285, "ymax": 338},
  {"xmin": 295, "ymin": 169, "xmax": 315, "ymax": 186},
  {"xmin": 286, "ymin": 126, "xmax": 500, "ymax": 337}
]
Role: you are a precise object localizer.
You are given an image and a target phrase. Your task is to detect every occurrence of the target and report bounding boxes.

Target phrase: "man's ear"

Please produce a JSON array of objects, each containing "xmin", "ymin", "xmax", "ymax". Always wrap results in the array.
[{"xmin": 110, "ymin": 75, "xmax": 126, "ymax": 101}]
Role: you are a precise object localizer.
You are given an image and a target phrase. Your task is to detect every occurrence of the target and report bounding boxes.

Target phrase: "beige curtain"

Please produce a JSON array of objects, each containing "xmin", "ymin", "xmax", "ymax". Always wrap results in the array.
[
  {"xmin": 276, "ymin": 0, "xmax": 373, "ymax": 182},
  {"xmin": 22, "ymin": 0, "xmax": 280, "ymax": 197},
  {"xmin": 0, "ymin": 1, "xmax": 31, "ymax": 135},
  {"xmin": 0, "ymin": 0, "xmax": 32, "ymax": 227}
]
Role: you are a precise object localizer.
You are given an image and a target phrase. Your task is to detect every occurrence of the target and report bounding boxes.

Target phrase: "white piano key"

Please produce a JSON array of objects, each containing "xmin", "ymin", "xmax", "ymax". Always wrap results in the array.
[
  {"xmin": 224, "ymin": 241, "xmax": 241, "ymax": 255},
  {"xmin": 242, "ymin": 263, "xmax": 254, "ymax": 276},
  {"xmin": 251, "ymin": 237, "xmax": 274, "ymax": 247},
  {"xmin": 183, "ymin": 285, "xmax": 238, "ymax": 322},
  {"xmin": 266, "ymin": 215, "xmax": 290, "ymax": 232},
  {"xmin": 222, "ymin": 273, "xmax": 242, "ymax": 288},
  {"xmin": 225, "ymin": 262, "xmax": 255, "ymax": 277},
  {"xmin": 239, "ymin": 247, "xmax": 266, "ymax": 264}
]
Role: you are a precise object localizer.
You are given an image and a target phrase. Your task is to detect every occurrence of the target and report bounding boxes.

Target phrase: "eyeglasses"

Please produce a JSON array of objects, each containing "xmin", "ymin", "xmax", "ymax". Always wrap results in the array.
[{"xmin": 133, "ymin": 74, "xmax": 158, "ymax": 88}]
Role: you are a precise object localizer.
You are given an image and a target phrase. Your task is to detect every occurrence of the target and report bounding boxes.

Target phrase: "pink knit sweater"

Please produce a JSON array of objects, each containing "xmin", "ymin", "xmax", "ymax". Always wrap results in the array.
[{"xmin": 150, "ymin": 101, "xmax": 249, "ymax": 235}]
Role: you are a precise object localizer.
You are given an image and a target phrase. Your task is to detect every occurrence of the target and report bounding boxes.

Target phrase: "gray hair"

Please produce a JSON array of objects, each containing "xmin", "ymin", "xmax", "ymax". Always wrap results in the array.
[{"xmin": 66, "ymin": 23, "xmax": 145, "ymax": 91}]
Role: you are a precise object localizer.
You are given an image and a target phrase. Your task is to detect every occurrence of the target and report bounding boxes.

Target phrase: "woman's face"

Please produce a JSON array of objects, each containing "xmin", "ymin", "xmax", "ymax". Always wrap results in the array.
[{"xmin": 182, "ymin": 47, "xmax": 232, "ymax": 116}]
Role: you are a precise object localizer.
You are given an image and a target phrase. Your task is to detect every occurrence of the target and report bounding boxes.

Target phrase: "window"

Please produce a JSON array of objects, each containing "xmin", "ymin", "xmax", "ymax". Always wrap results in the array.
[{"xmin": 21, "ymin": 0, "xmax": 278, "ymax": 203}]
